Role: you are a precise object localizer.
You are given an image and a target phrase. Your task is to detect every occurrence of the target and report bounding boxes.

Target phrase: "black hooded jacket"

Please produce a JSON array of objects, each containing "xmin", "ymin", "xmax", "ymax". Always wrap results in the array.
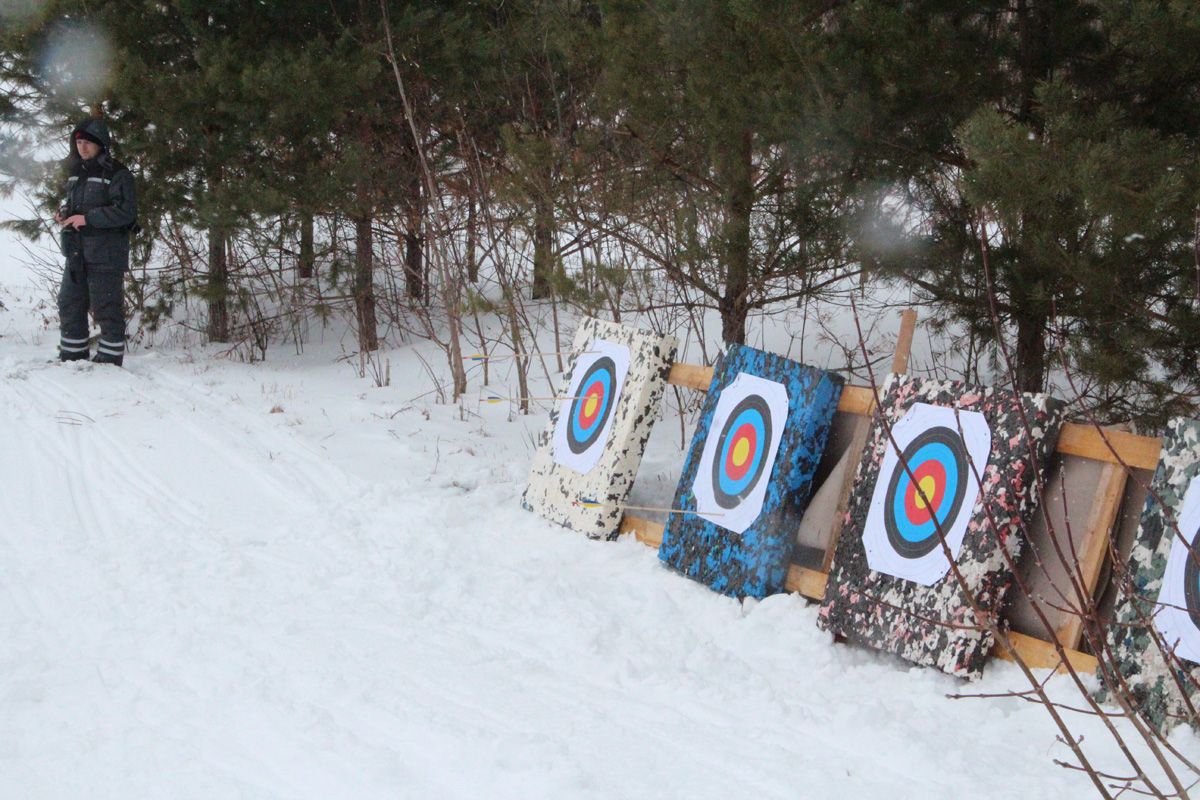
[{"xmin": 61, "ymin": 118, "xmax": 137, "ymax": 272}]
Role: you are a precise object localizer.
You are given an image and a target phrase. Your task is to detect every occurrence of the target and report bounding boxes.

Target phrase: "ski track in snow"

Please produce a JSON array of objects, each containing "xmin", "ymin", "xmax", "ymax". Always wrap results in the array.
[{"xmin": 0, "ymin": 329, "xmax": 1197, "ymax": 798}]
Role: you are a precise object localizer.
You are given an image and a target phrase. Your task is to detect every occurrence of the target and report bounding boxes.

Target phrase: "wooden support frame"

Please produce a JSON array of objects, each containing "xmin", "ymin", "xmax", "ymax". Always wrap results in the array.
[
  {"xmin": 1052, "ymin": 462, "xmax": 1128, "ymax": 651},
  {"xmin": 624, "ymin": 326, "xmax": 1160, "ymax": 675}
]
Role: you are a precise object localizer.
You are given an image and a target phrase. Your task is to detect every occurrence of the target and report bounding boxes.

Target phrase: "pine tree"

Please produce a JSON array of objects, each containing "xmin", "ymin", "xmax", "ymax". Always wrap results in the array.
[
  {"xmin": 596, "ymin": 0, "xmax": 932, "ymax": 345},
  {"xmin": 859, "ymin": 2, "xmax": 1200, "ymax": 419},
  {"xmin": 452, "ymin": 1, "xmax": 601, "ymax": 301}
]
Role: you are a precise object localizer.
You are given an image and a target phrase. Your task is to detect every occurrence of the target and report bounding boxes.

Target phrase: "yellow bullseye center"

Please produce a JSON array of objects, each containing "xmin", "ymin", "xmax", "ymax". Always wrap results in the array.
[
  {"xmin": 731, "ymin": 438, "xmax": 751, "ymax": 467},
  {"xmin": 914, "ymin": 475, "xmax": 938, "ymax": 509},
  {"xmin": 584, "ymin": 395, "xmax": 599, "ymax": 418}
]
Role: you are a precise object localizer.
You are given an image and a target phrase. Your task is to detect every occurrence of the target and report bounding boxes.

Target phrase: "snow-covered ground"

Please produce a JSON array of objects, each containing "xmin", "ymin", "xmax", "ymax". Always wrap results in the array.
[{"xmin": 2, "ymin": 196, "xmax": 1199, "ymax": 799}]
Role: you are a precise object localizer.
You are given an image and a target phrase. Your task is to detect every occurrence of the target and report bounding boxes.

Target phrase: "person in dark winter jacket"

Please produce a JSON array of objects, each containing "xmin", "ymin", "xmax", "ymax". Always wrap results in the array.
[{"xmin": 54, "ymin": 117, "xmax": 137, "ymax": 366}]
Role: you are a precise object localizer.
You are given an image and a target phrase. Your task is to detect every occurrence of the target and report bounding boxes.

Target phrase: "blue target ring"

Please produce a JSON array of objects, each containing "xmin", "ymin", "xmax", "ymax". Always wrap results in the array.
[
  {"xmin": 1184, "ymin": 529, "xmax": 1200, "ymax": 629},
  {"xmin": 883, "ymin": 426, "xmax": 969, "ymax": 559},
  {"xmin": 566, "ymin": 357, "xmax": 617, "ymax": 455},
  {"xmin": 889, "ymin": 440, "xmax": 961, "ymax": 544},
  {"xmin": 710, "ymin": 395, "xmax": 773, "ymax": 510}
]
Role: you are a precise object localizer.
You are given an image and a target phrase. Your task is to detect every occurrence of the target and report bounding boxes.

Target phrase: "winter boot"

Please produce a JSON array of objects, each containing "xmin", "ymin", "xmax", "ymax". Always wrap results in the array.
[
  {"xmin": 92, "ymin": 334, "xmax": 124, "ymax": 366},
  {"xmin": 59, "ymin": 335, "xmax": 90, "ymax": 361}
]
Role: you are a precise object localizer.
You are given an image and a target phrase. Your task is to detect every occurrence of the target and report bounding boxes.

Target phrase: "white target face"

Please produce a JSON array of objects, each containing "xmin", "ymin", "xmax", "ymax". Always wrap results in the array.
[
  {"xmin": 691, "ymin": 372, "xmax": 789, "ymax": 535},
  {"xmin": 861, "ymin": 403, "xmax": 992, "ymax": 586},
  {"xmin": 1153, "ymin": 475, "xmax": 1200, "ymax": 664},
  {"xmin": 552, "ymin": 339, "xmax": 631, "ymax": 475}
]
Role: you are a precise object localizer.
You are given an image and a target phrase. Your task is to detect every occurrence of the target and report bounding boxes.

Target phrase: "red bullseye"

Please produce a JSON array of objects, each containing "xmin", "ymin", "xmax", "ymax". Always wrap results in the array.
[
  {"xmin": 578, "ymin": 379, "xmax": 606, "ymax": 428},
  {"xmin": 723, "ymin": 423, "xmax": 758, "ymax": 482},
  {"xmin": 903, "ymin": 460, "xmax": 946, "ymax": 525}
]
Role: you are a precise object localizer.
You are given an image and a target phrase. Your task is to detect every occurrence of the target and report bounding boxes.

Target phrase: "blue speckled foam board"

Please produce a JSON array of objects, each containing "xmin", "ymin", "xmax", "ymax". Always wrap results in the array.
[{"xmin": 657, "ymin": 345, "xmax": 844, "ymax": 598}]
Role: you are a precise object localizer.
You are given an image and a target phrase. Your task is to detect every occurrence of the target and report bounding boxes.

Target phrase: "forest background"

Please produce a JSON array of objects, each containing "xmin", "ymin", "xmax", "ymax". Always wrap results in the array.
[{"xmin": 2, "ymin": 0, "xmax": 1200, "ymax": 426}]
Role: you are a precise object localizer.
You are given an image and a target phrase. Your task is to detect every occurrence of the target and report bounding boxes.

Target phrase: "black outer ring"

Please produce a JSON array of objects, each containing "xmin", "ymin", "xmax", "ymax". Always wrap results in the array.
[
  {"xmin": 1183, "ymin": 531, "xmax": 1200, "ymax": 631},
  {"xmin": 566, "ymin": 357, "xmax": 618, "ymax": 455},
  {"xmin": 882, "ymin": 425, "xmax": 969, "ymax": 560},
  {"xmin": 709, "ymin": 394, "xmax": 773, "ymax": 510}
]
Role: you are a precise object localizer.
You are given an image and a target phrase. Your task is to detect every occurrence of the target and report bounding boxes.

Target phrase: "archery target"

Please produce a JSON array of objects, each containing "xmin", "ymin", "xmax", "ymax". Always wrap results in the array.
[
  {"xmin": 861, "ymin": 403, "xmax": 992, "ymax": 586},
  {"xmin": 552, "ymin": 339, "xmax": 630, "ymax": 475},
  {"xmin": 692, "ymin": 372, "xmax": 789, "ymax": 534},
  {"xmin": 1154, "ymin": 475, "xmax": 1200, "ymax": 664}
]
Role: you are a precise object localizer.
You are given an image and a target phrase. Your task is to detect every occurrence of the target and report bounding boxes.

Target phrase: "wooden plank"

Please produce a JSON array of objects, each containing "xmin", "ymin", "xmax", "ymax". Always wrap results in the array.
[
  {"xmin": 837, "ymin": 385, "xmax": 876, "ymax": 416},
  {"xmin": 796, "ymin": 414, "xmax": 871, "ymax": 559},
  {"xmin": 619, "ymin": 514, "xmax": 664, "ymax": 547},
  {"xmin": 616, "ymin": 322, "xmax": 1137, "ymax": 676},
  {"xmin": 891, "ymin": 309, "xmax": 918, "ymax": 375},
  {"xmin": 665, "ymin": 360, "xmax": 1162, "ymax": 469},
  {"xmin": 1056, "ymin": 423, "xmax": 1161, "ymax": 471},
  {"xmin": 994, "ymin": 631, "xmax": 1099, "ymax": 674},
  {"xmin": 821, "ymin": 418, "xmax": 872, "ymax": 573},
  {"xmin": 619, "ymin": 514, "xmax": 1097, "ymax": 672},
  {"xmin": 1095, "ymin": 469, "xmax": 1154, "ymax": 627},
  {"xmin": 785, "ymin": 564, "xmax": 828, "ymax": 600},
  {"xmin": 666, "ymin": 362, "xmax": 714, "ymax": 391},
  {"xmin": 667, "ymin": 362, "xmax": 877, "ymax": 417},
  {"xmin": 1053, "ymin": 462, "xmax": 1128, "ymax": 650}
]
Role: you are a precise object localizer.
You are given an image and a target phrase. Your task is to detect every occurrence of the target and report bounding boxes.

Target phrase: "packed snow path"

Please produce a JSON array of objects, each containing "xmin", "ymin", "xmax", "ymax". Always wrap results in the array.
[{"xmin": 0, "ymin": 343, "xmax": 1195, "ymax": 799}]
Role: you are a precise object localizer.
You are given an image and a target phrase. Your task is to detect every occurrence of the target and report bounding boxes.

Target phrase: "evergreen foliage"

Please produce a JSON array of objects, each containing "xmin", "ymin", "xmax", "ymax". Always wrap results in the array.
[
  {"xmin": 0, "ymin": 1, "xmax": 1197, "ymax": 420},
  {"xmin": 858, "ymin": 1, "xmax": 1200, "ymax": 420}
]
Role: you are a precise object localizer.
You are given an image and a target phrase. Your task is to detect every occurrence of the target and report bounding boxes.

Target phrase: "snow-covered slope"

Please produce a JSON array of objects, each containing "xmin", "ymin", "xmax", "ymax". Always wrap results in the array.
[
  {"xmin": 0, "ymin": 314, "xmax": 1195, "ymax": 799},
  {"xmin": 2, "ymin": 190, "xmax": 1197, "ymax": 798}
]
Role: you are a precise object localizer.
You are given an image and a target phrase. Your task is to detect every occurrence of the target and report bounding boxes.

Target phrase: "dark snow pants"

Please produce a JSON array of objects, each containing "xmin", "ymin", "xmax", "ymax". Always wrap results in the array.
[{"xmin": 58, "ymin": 263, "xmax": 125, "ymax": 365}]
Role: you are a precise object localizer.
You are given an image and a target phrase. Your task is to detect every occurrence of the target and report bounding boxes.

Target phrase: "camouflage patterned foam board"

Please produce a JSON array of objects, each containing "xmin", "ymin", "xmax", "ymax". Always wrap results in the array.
[
  {"xmin": 657, "ymin": 345, "xmax": 844, "ymax": 599},
  {"xmin": 521, "ymin": 317, "xmax": 677, "ymax": 540},
  {"xmin": 817, "ymin": 374, "xmax": 1065, "ymax": 679},
  {"xmin": 1095, "ymin": 418, "xmax": 1200, "ymax": 732}
]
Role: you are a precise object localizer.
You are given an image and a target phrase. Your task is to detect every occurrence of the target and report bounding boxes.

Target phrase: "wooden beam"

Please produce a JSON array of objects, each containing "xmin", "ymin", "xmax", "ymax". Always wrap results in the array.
[
  {"xmin": 995, "ymin": 631, "xmax": 1099, "ymax": 674},
  {"xmin": 1053, "ymin": 462, "xmax": 1129, "ymax": 650},
  {"xmin": 665, "ymin": 360, "xmax": 1162, "ymax": 470},
  {"xmin": 667, "ymin": 363, "xmax": 876, "ymax": 417},
  {"xmin": 665, "ymin": 362, "xmax": 714, "ymax": 391},
  {"xmin": 618, "ymin": 514, "xmax": 1097, "ymax": 673},
  {"xmin": 1055, "ymin": 423, "xmax": 1161, "ymax": 471},
  {"xmin": 653, "ymin": 341, "xmax": 1133, "ymax": 676},
  {"xmin": 891, "ymin": 309, "xmax": 918, "ymax": 375},
  {"xmin": 620, "ymin": 514, "xmax": 664, "ymax": 547},
  {"xmin": 837, "ymin": 385, "xmax": 877, "ymax": 417},
  {"xmin": 822, "ymin": 419, "xmax": 873, "ymax": 573},
  {"xmin": 786, "ymin": 564, "xmax": 828, "ymax": 600}
]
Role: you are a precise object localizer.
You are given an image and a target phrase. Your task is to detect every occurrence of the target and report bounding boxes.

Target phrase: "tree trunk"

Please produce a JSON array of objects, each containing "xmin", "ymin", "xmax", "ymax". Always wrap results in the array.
[
  {"xmin": 405, "ymin": 231, "xmax": 424, "ymax": 302},
  {"xmin": 531, "ymin": 193, "xmax": 554, "ymax": 300},
  {"xmin": 719, "ymin": 129, "xmax": 754, "ymax": 345},
  {"xmin": 353, "ymin": 110, "xmax": 379, "ymax": 352},
  {"xmin": 1015, "ymin": 0, "xmax": 1036, "ymax": 125},
  {"xmin": 298, "ymin": 210, "xmax": 314, "ymax": 280},
  {"xmin": 508, "ymin": 290, "xmax": 530, "ymax": 415},
  {"xmin": 1014, "ymin": 310, "xmax": 1047, "ymax": 393},
  {"xmin": 354, "ymin": 214, "xmax": 379, "ymax": 352},
  {"xmin": 405, "ymin": 169, "xmax": 425, "ymax": 301},
  {"xmin": 207, "ymin": 226, "xmax": 229, "ymax": 343},
  {"xmin": 466, "ymin": 195, "xmax": 478, "ymax": 284}
]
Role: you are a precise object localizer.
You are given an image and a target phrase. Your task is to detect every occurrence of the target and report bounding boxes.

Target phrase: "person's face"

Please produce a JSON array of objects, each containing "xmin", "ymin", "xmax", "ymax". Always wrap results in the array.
[{"xmin": 75, "ymin": 137, "xmax": 100, "ymax": 160}]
